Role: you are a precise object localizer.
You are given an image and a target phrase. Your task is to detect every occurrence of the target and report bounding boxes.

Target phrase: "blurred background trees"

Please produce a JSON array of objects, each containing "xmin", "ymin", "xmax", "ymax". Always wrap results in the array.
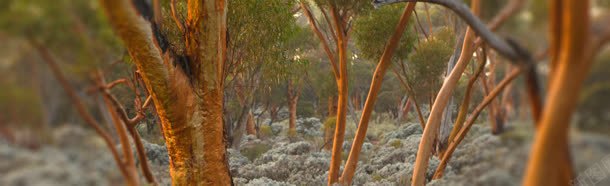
[{"xmin": 2, "ymin": 0, "xmax": 610, "ymax": 185}]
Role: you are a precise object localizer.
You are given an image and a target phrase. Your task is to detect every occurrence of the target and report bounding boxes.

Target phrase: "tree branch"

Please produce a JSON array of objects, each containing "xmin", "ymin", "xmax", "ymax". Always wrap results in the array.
[
  {"xmin": 434, "ymin": 66, "xmax": 524, "ymax": 178},
  {"xmin": 31, "ymin": 40, "xmax": 135, "ymax": 184},
  {"xmin": 94, "ymin": 70, "xmax": 157, "ymax": 185},
  {"xmin": 100, "ymin": 0, "xmax": 172, "ymax": 113},
  {"xmin": 170, "ymin": 0, "xmax": 185, "ymax": 32},
  {"xmin": 300, "ymin": 1, "xmax": 340, "ymax": 79},
  {"xmin": 374, "ymin": 0, "xmax": 527, "ymax": 62}
]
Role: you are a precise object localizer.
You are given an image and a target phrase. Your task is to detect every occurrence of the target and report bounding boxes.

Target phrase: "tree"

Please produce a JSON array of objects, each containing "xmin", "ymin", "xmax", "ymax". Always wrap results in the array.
[
  {"xmin": 0, "ymin": 1, "xmax": 154, "ymax": 184},
  {"xmin": 225, "ymin": 0, "xmax": 297, "ymax": 149},
  {"xmin": 99, "ymin": 0, "xmax": 232, "ymax": 184},
  {"xmin": 524, "ymin": 0, "xmax": 606, "ymax": 184},
  {"xmin": 298, "ymin": 0, "xmax": 369, "ymax": 183},
  {"xmin": 283, "ymin": 27, "xmax": 315, "ymax": 136},
  {"xmin": 339, "ymin": 3, "xmax": 417, "ymax": 184},
  {"xmin": 405, "ymin": 27, "xmax": 455, "ymax": 107},
  {"xmin": 0, "ymin": 0, "xmax": 122, "ymax": 137},
  {"xmin": 372, "ymin": 0, "xmax": 536, "ymax": 185}
]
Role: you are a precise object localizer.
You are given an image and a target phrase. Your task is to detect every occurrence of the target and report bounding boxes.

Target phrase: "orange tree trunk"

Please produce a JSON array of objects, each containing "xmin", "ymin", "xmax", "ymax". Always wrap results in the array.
[
  {"xmin": 339, "ymin": 3, "xmax": 416, "ymax": 185},
  {"xmin": 444, "ymin": 49, "xmax": 486, "ymax": 156},
  {"xmin": 100, "ymin": 0, "xmax": 232, "ymax": 185},
  {"xmin": 327, "ymin": 6, "xmax": 349, "ymax": 183},
  {"xmin": 411, "ymin": 0, "xmax": 480, "ymax": 184},
  {"xmin": 523, "ymin": 0, "xmax": 589, "ymax": 185}
]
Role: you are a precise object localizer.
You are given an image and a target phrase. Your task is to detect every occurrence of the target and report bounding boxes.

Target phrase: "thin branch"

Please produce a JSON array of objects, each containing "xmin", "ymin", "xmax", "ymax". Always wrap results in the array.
[
  {"xmin": 374, "ymin": 0, "xmax": 526, "ymax": 61},
  {"xmin": 446, "ymin": 46, "xmax": 487, "ymax": 149},
  {"xmin": 300, "ymin": 1, "xmax": 340, "ymax": 79},
  {"xmin": 391, "ymin": 67, "xmax": 426, "ymax": 129},
  {"xmin": 170, "ymin": 0, "xmax": 185, "ymax": 32},
  {"xmin": 31, "ymin": 40, "xmax": 133, "ymax": 184},
  {"xmin": 320, "ymin": 7, "xmax": 339, "ymax": 44},
  {"xmin": 474, "ymin": 0, "xmax": 525, "ymax": 46},
  {"xmin": 95, "ymin": 70, "xmax": 157, "ymax": 185}
]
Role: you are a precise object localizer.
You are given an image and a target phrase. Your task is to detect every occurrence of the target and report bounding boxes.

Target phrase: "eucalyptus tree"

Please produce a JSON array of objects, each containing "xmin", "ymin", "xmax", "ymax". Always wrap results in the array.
[
  {"xmin": 338, "ymin": 3, "xmax": 418, "ymax": 184},
  {"xmin": 298, "ymin": 0, "xmax": 370, "ymax": 183},
  {"xmin": 225, "ymin": 0, "xmax": 297, "ymax": 148},
  {"xmin": 370, "ymin": 0, "xmax": 608, "ymax": 185},
  {"xmin": 99, "ymin": 0, "xmax": 235, "ymax": 184},
  {"xmin": 281, "ymin": 27, "xmax": 316, "ymax": 136},
  {"xmin": 351, "ymin": 2, "xmax": 416, "ymax": 118},
  {"xmin": 0, "ymin": 0, "xmax": 122, "ymax": 127}
]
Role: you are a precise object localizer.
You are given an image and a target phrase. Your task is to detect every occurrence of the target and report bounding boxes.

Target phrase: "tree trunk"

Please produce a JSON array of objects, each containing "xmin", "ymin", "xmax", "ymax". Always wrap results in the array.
[
  {"xmin": 396, "ymin": 96, "xmax": 409, "ymax": 124},
  {"xmin": 246, "ymin": 111, "xmax": 256, "ymax": 136},
  {"xmin": 328, "ymin": 7, "xmax": 349, "ymax": 182},
  {"xmin": 288, "ymin": 98, "xmax": 298, "ymax": 136},
  {"xmin": 412, "ymin": 0, "xmax": 480, "ymax": 184},
  {"xmin": 102, "ymin": 88, "xmax": 140, "ymax": 186},
  {"xmin": 485, "ymin": 57, "xmax": 504, "ymax": 134},
  {"xmin": 287, "ymin": 80, "xmax": 299, "ymax": 136},
  {"xmin": 339, "ymin": 3, "xmax": 416, "ymax": 184},
  {"xmin": 434, "ymin": 67, "xmax": 523, "ymax": 179},
  {"xmin": 269, "ymin": 104, "xmax": 279, "ymax": 125},
  {"xmin": 524, "ymin": 1, "xmax": 589, "ymax": 185},
  {"xmin": 100, "ymin": 0, "xmax": 232, "ymax": 184},
  {"xmin": 231, "ymin": 104, "xmax": 251, "ymax": 149},
  {"xmin": 447, "ymin": 51, "xmax": 486, "ymax": 148},
  {"xmin": 436, "ymin": 32, "xmax": 464, "ymax": 157},
  {"xmin": 402, "ymin": 97, "xmax": 413, "ymax": 121}
]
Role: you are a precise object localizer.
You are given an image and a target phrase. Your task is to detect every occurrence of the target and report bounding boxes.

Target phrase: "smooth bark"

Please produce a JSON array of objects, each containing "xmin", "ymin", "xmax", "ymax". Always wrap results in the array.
[
  {"xmin": 411, "ymin": 0, "xmax": 480, "ymax": 184},
  {"xmin": 327, "ymin": 5, "xmax": 349, "ymax": 183},
  {"xmin": 523, "ymin": 1, "xmax": 589, "ymax": 185},
  {"xmin": 339, "ymin": 3, "xmax": 416, "ymax": 185}
]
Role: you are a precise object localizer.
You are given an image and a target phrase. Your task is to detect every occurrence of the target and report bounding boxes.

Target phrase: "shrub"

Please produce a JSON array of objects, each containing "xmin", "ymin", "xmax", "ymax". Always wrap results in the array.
[
  {"xmin": 260, "ymin": 125, "xmax": 273, "ymax": 138},
  {"xmin": 322, "ymin": 117, "xmax": 337, "ymax": 131},
  {"xmin": 241, "ymin": 143, "xmax": 272, "ymax": 161},
  {"xmin": 389, "ymin": 139, "xmax": 403, "ymax": 148}
]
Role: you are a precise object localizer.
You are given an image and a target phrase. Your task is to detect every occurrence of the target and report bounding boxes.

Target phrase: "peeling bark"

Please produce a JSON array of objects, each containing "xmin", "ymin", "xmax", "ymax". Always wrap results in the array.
[{"xmin": 100, "ymin": 0, "xmax": 232, "ymax": 184}]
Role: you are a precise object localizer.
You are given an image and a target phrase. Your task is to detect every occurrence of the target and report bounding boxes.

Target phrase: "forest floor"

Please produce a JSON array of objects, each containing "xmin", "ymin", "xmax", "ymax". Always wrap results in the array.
[{"xmin": 2, "ymin": 118, "xmax": 610, "ymax": 185}]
